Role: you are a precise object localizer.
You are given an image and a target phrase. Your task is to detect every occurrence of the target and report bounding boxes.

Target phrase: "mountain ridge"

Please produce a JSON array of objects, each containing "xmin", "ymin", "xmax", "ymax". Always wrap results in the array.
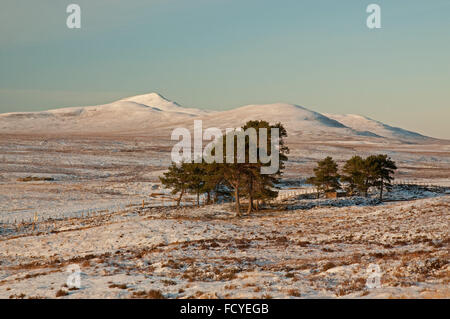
[{"xmin": 0, "ymin": 92, "xmax": 441, "ymax": 142}]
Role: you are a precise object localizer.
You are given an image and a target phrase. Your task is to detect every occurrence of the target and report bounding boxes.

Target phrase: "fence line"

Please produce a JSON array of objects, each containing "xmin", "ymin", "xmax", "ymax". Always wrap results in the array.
[
  {"xmin": 275, "ymin": 187, "xmax": 319, "ymax": 202},
  {"xmin": 1, "ymin": 181, "xmax": 447, "ymax": 234},
  {"xmin": 274, "ymin": 180, "xmax": 448, "ymax": 202}
]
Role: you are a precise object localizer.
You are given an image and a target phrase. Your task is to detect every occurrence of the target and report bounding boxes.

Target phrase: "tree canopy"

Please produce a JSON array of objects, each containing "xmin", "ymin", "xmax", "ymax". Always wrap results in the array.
[{"xmin": 160, "ymin": 120, "xmax": 289, "ymax": 215}]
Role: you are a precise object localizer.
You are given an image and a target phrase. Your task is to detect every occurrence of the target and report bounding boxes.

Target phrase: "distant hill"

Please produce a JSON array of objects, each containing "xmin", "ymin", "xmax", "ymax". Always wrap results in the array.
[
  {"xmin": 0, "ymin": 92, "xmax": 440, "ymax": 142},
  {"xmin": 324, "ymin": 113, "xmax": 429, "ymax": 141}
]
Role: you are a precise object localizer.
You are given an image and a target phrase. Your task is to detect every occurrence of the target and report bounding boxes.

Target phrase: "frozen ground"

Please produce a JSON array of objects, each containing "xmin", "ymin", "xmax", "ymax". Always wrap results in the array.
[
  {"xmin": 1, "ymin": 133, "xmax": 449, "ymax": 222},
  {"xmin": 1, "ymin": 93, "xmax": 449, "ymax": 221},
  {"xmin": 0, "ymin": 108, "xmax": 448, "ymax": 298},
  {"xmin": 0, "ymin": 187, "xmax": 448, "ymax": 299}
]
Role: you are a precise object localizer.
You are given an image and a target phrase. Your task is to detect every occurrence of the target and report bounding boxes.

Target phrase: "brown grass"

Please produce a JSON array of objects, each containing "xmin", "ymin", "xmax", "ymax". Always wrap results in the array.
[
  {"xmin": 109, "ymin": 283, "xmax": 127, "ymax": 289},
  {"xmin": 55, "ymin": 289, "xmax": 69, "ymax": 297},
  {"xmin": 322, "ymin": 262, "xmax": 336, "ymax": 271},
  {"xmin": 288, "ymin": 289, "xmax": 301, "ymax": 297},
  {"xmin": 132, "ymin": 289, "xmax": 165, "ymax": 299}
]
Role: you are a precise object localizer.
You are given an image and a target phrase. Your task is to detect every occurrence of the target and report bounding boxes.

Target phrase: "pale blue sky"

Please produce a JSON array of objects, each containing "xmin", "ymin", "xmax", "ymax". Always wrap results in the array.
[{"xmin": 0, "ymin": 0, "xmax": 449, "ymax": 138}]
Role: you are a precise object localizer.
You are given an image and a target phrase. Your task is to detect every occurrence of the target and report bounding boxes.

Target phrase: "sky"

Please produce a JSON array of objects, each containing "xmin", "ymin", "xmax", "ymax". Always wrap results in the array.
[{"xmin": 0, "ymin": 0, "xmax": 449, "ymax": 138}]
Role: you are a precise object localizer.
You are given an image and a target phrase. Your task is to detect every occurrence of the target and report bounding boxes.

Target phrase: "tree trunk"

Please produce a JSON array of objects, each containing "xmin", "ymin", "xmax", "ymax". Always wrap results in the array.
[
  {"xmin": 364, "ymin": 178, "xmax": 369, "ymax": 197},
  {"xmin": 196, "ymin": 191, "xmax": 200, "ymax": 207},
  {"xmin": 247, "ymin": 177, "xmax": 253, "ymax": 214},
  {"xmin": 247, "ymin": 196, "xmax": 253, "ymax": 214},
  {"xmin": 234, "ymin": 187, "xmax": 241, "ymax": 216},
  {"xmin": 177, "ymin": 189, "xmax": 184, "ymax": 207},
  {"xmin": 379, "ymin": 179, "xmax": 384, "ymax": 201},
  {"xmin": 206, "ymin": 191, "xmax": 211, "ymax": 205}
]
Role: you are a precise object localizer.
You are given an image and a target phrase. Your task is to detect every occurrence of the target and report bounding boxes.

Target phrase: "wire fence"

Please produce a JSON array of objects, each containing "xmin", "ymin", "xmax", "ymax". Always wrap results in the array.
[
  {"xmin": 0, "ymin": 180, "xmax": 447, "ymax": 236},
  {"xmin": 273, "ymin": 180, "xmax": 449, "ymax": 202}
]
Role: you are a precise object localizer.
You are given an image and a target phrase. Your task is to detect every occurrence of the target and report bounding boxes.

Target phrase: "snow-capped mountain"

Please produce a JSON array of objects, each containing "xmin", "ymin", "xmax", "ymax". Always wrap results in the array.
[
  {"xmin": 120, "ymin": 93, "xmax": 208, "ymax": 116},
  {"xmin": 323, "ymin": 113, "xmax": 429, "ymax": 141},
  {"xmin": 0, "ymin": 93, "xmax": 210, "ymax": 134},
  {"xmin": 0, "ymin": 92, "xmax": 439, "ymax": 142},
  {"xmin": 198, "ymin": 103, "xmax": 382, "ymax": 140}
]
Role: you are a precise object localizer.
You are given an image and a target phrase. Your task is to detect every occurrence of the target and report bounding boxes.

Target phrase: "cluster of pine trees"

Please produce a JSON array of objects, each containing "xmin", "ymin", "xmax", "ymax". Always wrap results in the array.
[
  {"xmin": 160, "ymin": 120, "xmax": 289, "ymax": 215},
  {"xmin": 307, "ymin": 155, "xmax": 397, "ymax": 200}
]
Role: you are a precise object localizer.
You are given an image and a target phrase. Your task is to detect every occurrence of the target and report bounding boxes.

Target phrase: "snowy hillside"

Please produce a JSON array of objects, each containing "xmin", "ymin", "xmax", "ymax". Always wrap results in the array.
[
  {"xmin": 120, "ymin": 93, "xmax": 207, "ymax": 116},
  {"xmin": 199, "ymin": 103, "xmax": 382, "ymax": 139},
  {"xmin": 0, "ymin": 92, "xmax": 438, "ymax": 141},
  {"xmin": 1, "ymin": 193, "xmax": 448, "ymax": 299},
  {"xmin": 324, "ymin": 113, "xmax": 429, "ymax": 141},
  {"xmin": 0, "ymin": 93, "xmax": 209, "ymax": 134}
]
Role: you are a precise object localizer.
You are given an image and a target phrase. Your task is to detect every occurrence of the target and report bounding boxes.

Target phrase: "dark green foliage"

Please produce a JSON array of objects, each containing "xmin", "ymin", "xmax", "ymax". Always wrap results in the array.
[
  {"xmin": 341, "ymin": 155, "xmax": 370, "ymax": 196},
  {"xmin": 307, "ymin": 156, "xmax": 340, "ymax": 197},
  {"xmin": 159, "ymin": 162, "xmax": 190, "ymax": 206},
  {"xmin": 160, "ymin": 122, "xmax": 397, "ymax": 213},
  {"xmin": 341, "ymin": 154, "xmax": 397, "ymax": 200},
  {"xmin": 219, "ymin": 120, "xmax": 289, "ymax": 215},
  {"xmin": 365, "ymin": 154, "xmax": 397, "ymax": 200},
  {"xmin": 159, "ymin": 120, "xmax": 289, "ymax": 215},
  {"xmin": 185, "ymin": 162, "xmax": 206, "ymax": 207}
]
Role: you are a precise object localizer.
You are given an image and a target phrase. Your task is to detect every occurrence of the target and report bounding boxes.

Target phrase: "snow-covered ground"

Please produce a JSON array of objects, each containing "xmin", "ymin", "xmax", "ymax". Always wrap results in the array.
[
  {"xmin": 0, "ymin": 93, "xmax": 448, "ymax": 299},
  {"xmin": 1, "ymin": 131, "xmax": 448, "ymax": 223},
  {"xmin": 0, "ymin": 188, "xmax": 448, "ymax": 299},
  {"xmin": 0, "ymin": 155, "xmax": 448, "ymax": 299}
]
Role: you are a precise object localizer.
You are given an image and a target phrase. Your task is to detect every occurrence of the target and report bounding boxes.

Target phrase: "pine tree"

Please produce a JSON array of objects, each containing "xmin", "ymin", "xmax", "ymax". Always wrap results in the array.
[
  {"xmin": 365, "ymin": 154, "xmax": 397, "ymax": 200},
  {"xmin": 241, "ymin": 120, "xmax": 288, "ymax": 213},
  {"xmin": 341, "ymin": 155, "xmax": 370, "ymax": 196},
  {"xmin": 307, "ymin": 156, "xmax": 340, "ymax": 197},
  {"xmin": 217, "ymin": 160, "xmax": 247, "ymax": 216},
  {"xmin": 200, "ymin": 161, "xmax": 224, "ymax": 204},
  {"xmin": 217, "ymin": 121, "xmax": 288, "ymax": 215},
  {"xmin": 185, "ymin": 163, "xmax": 206, "ymax": 207},
  {"xmin": 159, "ymin": 162, "xmax": 191, "ymax": 207},
  {"xmin": 160, "ymin": 120, "xmax": 289, "ymax": 215}
]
